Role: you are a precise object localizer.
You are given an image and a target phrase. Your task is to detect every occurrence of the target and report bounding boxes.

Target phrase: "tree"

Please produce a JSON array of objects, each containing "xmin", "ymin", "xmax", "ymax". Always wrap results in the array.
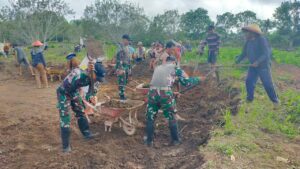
[
  {"xmin": 83, "ymin": 0, "xmax": 149, "ymax": 43},
  {"xmin": 216, "ymin": 12, "xmax": 237, "ymax": 34},
  {"xmin": 235, "ymin": 10, "xmax": 258, "ymax": 28},
  {"xmin": 0, "ymin": 0, "xmax": 73, "ymax": 44},
  {"xmin": 147, "ymin": 10, "xmax": 181, "ymax": 42},
  {"xmin": 180, "ymin": 8, "xmax": 212, "ymax": 39},
  {"xmin": 274, "ymin": 0, "xmax": 300, "ymax": 46},
  {"xmin": 258, "ymin": 19, "xmax": 275, "ymax": 34}
]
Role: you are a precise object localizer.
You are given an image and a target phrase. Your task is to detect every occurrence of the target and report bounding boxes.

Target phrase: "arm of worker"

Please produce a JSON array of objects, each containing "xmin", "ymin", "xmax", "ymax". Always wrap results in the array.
[
  {"xmin": 175, "ymin": 67, "xmax": 201, "ymax": 87},
  {"xmin": 235, "ymin": 42, "xmax": 247, "ymax": 64},
  {"xmin": 85, "ymin": 63, "xmax": 99, "ymax": 102},
  {"xmin": 252, "ymin": 37, "xmax": 269, "ymax": 67}
]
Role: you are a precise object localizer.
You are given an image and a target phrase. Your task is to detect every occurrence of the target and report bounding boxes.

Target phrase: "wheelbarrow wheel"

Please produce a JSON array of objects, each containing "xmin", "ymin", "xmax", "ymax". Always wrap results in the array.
[{"xmin": 122, "ymin": 123, "xmax": 136, "ymax": 136}]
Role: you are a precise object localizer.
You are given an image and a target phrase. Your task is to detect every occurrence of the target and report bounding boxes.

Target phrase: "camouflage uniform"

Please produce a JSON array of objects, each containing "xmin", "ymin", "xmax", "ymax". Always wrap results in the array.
[
  {"xmin": 56, "ymin": 68, "xmax": 99, "ymax": 151},
  {"xmin": 115, "ymin": 45, "xmax": 131, "ymax": 100},
  {"xmin": 146, "ymin": 65, "xmax": 200, "ymax": 145}
]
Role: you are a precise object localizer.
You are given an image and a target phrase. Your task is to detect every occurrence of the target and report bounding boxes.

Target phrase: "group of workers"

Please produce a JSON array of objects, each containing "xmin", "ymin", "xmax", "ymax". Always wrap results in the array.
[
  {"xmin": 7, "ymin": 23, "xmax": 273, "ymax": 152},
  {"xmin": 3, "ymin": 41, "xmax": 49, "ymax": 88}
]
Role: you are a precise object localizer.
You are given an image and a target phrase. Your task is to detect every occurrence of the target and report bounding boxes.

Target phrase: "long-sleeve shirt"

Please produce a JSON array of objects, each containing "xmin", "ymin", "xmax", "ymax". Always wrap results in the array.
[
  {"xmin": 31, "ymin": 48, "xmax": 46, "ymax": 67},
  {"xmin": 236, "ymin": 36, "xmax": 271, "ymax": 69},
  {"xmin": 58, "ymin": 68, "xmax": 98, "ymax": 100},
  {"xmin": 200, "ymin": 32, "xmax": 221, "ymax": 52},
  {"xmin": 14, "ymin": 47, "xmax": 27, "ymax": 63},
  {"xmin": 115, "ymin": 45, "xmax": 133, "ymax": 70},
  {"xmin": 136, "ymin": 47, "xmax": 145, "ymax": 58},
  {"xmin": 150, "ymin": 63, "xmax": 199, "ymax": 88}
]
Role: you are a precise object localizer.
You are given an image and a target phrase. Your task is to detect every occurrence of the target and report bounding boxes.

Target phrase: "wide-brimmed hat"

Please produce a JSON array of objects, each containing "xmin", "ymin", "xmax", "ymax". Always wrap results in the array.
[
  {"xmin": 32, "ymin": 40, "xmax": 44, "ymax": 47},
  {"xmin": 242, "ymin": 24, "xmax": 263, "ymax": 35},
  {"xmin": 137, "ymin": 41, "xmax": 143, "ymax": 46}
]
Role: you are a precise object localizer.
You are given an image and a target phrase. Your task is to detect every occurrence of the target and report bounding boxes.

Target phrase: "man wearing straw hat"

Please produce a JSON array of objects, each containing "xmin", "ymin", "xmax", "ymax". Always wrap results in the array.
[{"xmin": 235, "ymin": 24, "xmax": 279, "ymax": 109}]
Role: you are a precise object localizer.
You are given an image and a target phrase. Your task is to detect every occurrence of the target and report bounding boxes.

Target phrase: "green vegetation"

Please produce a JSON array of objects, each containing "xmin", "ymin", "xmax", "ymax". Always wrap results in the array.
[
  {"xmin": 189, "ymin": 47, "xmax": 300, "ymax": 167},
  {"xmin": 183, "ymin": 47, "xmax": 300, "ymax": 68},
  {"xmin": 272, "ymin": 49, "xmax": 300, "ymax": 67}
]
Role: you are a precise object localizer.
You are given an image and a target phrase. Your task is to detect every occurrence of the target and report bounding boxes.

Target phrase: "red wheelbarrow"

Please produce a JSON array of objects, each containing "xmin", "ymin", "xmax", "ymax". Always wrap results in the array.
[
  {"xmin": 96, "ymin": 99, "xmax": 145, "ymax": 136},
  {"xmin": 136, "ymin": 83, "xmax": 150, "ymax": 102}
]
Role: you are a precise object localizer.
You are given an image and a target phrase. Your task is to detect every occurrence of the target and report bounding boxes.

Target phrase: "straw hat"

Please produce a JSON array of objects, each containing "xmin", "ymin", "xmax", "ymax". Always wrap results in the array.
[
  {"xmin": 242, "ymin": 24, "xmax": 263, "ymax": 35},
  {"xmin": 32, "ymin": 40, "xmax": 44, "ymax": 47},
  {"xmin": 137, "ymin": 41, "xmax": 143, "ymax": 46}
]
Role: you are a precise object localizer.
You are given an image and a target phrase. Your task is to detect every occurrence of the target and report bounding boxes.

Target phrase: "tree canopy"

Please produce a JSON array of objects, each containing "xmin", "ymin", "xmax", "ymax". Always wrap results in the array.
[{"xmin": 0, "ymin": 0, "xmax": 299, "ymax": 48}]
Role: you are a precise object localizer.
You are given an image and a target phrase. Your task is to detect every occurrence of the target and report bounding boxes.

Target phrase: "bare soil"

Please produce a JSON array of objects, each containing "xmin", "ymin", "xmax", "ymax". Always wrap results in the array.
[
  {"xmin": 102, "ymin": 100, "xmax": 132, "ymax": 109},
  {"xmin": 0, "ymin": 60, "xmax": 241, "ymax": 169}
]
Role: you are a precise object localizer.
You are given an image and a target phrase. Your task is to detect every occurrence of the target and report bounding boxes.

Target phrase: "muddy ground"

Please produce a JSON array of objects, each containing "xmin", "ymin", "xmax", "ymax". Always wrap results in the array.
[{"xmin": 0, "ymin": 60, "xmax": 238, "ymax": 169}]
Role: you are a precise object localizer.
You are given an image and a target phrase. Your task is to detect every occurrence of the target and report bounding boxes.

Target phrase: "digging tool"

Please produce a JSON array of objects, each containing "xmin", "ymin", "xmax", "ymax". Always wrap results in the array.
[
  {"xmin": 178, "ymin": 69, "xmax": 215, "ymax": 94},
  {"xmin": 214, "ymin": 64, "xmax": 251, "ymax": 68}
]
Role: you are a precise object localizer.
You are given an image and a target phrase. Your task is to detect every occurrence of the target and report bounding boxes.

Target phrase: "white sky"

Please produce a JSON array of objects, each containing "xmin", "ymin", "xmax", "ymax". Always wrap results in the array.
[{"xmin": 0, "ymin": 0, "xmax": 285, "ymax": 21}]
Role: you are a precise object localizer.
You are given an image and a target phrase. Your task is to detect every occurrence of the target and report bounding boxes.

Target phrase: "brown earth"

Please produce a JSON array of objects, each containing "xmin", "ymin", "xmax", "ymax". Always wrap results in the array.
[{"xmin": 0, "ymin": 60, "xmax": 239, "ymax": 169}]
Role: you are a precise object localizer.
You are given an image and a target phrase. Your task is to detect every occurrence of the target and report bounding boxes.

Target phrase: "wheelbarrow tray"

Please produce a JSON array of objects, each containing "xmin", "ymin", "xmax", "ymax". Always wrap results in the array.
[
  {"xmin": 100, "ymin": 99, "xmax": 144, "ymax": 118},
  {"xmin": 136, "ymin": 83, "xmax": 150, "ymax": 95}
]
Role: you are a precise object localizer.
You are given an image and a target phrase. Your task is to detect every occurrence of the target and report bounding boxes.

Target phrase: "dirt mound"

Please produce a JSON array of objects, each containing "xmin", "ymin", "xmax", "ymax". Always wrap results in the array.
[
  {"xmin": 0, "ymin": 59, "xmax": 240, "ymax": 169},
  {"xmin": 102, "ymin": 100, "xmax": 132, "ymax": 108}
]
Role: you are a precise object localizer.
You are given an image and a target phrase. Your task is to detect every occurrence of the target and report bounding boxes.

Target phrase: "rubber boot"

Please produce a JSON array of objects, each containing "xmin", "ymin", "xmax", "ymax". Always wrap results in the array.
[
  {"xmin": 169, "ymin": 119, "xmax": 181, "ymax": 146},
  {"xmin": 61, "ymin": 127, "xmax": 71, "ymax": 153},
  {"xmin": 120, "ymin": 95, "xmax": 127, "ymax": 101},
  {"xmin": 77, "ymin": 116, "xmax": 98, "ymax": 139},
  {"xmin": 145, "ymin": 119, "xmax": 154, "ymax": 147}
]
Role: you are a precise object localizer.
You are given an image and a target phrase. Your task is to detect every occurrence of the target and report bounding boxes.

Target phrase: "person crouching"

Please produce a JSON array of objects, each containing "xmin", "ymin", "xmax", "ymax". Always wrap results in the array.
[{"xmin": 56, "ymin": 59, "xmax": 105, "ymax": 153}]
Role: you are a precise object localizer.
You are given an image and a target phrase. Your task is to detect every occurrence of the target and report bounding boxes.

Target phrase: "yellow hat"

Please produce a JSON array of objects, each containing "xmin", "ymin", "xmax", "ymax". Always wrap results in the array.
[{"xmin": 242, "ymin": 24, "xmax": 263, "ymax": 35}]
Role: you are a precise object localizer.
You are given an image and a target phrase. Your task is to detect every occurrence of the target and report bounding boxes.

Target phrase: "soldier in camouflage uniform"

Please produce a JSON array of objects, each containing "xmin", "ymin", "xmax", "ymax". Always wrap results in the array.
[
  {"xmin": 115, "ymin": 34, "xmax": 132, "ymax": 100},
  {"xmin": 56, "ymin": 58, "xmax": 105, "ymax": 153},
  {"xmin": 145, "ymin": 41, "xmax": 205, "ymax": 147}
]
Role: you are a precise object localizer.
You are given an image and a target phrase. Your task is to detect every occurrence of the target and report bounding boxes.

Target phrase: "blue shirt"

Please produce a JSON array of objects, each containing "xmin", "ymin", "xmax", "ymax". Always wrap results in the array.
[
  {"xmin": 31, "ymin": 49, "xmax": 46, "ymax": 67},
  {"xmin": 236, "ymin": 36, "xmax": 271, "ymax": 69}
]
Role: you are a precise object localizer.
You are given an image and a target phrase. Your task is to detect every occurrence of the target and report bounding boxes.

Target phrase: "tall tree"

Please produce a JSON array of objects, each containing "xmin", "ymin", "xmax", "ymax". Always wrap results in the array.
[
  {"xmin": 216, "ymin": 12, "xmax": 237, "ymax": 34},
  {"xmin": 180, "ymin": 8, "xmax": 212, "ymax": 39},
  {"xmin": 274, "ymin": 0, "xmax": 300, "ymax": 46},
  {"xmin": 258, "ymin": 19, "xmax": 275, "ymax": 33},
  {"xmin": 1, "ymin": 0, "xmax": 73, "ymax": 43},
  {"xmin": 235, "ymin": 10, "xmax": 258, "ymax": 27},
  {"xmin": 148, "ymin": 10, "xmax": 181, "ymax": 41},
  {"xmin": 83, "ymin": 0, "xmax": 149, "ymax": 43}
]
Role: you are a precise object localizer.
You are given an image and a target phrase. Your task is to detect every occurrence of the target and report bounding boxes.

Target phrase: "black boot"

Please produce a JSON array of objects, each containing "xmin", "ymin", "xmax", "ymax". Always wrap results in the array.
[
  {"xmin": 77, "ymin": 116, "xmax": 98, "ymax": 140},
  {"xmin": 120, "ymin": 95, "xmax": 127, "ymax": 101},
  {"xmin": 169, "ymin": 119, "xmax": 181, "ymax": 146},
  {"xmin": 145, "ymin": 119, "xmax": 154, "ymax": 147},
  {"xmin": 61, "ymin": 127, "xmax": 71, "ymax": 152}
]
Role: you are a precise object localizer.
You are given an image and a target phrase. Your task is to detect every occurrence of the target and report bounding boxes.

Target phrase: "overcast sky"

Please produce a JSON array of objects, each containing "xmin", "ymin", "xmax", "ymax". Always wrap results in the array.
[{"xmin": 1, "ymin": 0, "xmax": 285, "ymax": 20}]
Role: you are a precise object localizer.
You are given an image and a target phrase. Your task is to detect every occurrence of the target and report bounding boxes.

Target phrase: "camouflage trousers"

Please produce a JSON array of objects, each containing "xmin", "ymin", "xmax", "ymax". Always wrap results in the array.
[
  {"xmin": 117, "ymin": 69, "xmax": 129, "ymax": 98},
  {"xmin": 146, "ymin": 89, "xmax": 176, "ymax": 121},
  {"xmin": 56, "ymin": 87, "xmax": 86, "ymax": 128}
]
